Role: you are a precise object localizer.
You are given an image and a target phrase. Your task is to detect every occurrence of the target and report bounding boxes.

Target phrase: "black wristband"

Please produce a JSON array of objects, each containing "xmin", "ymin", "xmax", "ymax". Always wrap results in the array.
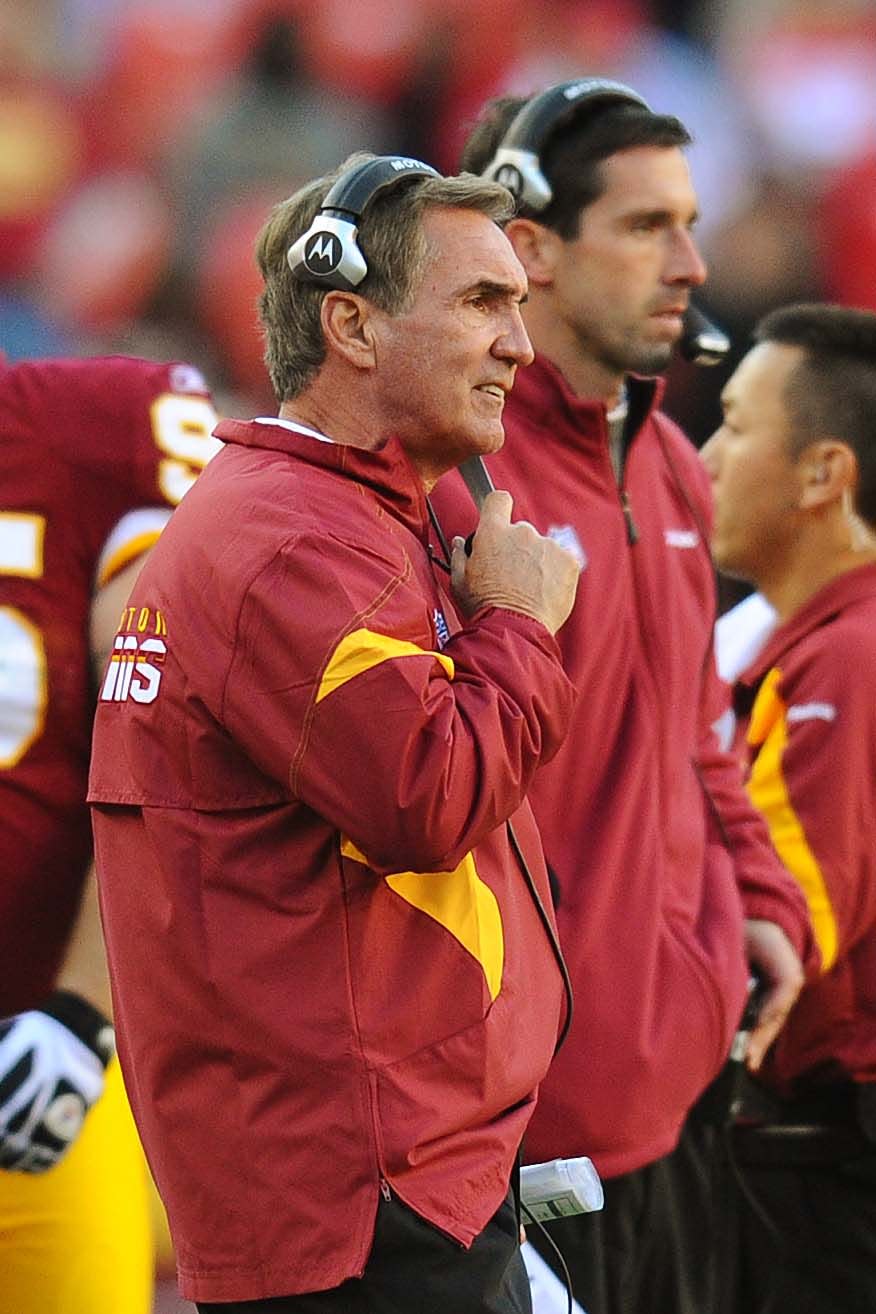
[{"xmin": 37, "ymin": 991, "xmax": 115, "ymax": 1068}]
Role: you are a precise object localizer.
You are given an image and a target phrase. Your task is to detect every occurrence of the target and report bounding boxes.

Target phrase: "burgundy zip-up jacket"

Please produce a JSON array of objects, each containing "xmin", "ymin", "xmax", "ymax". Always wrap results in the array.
[
  {"xmin": 430, "ymin": 355, "xmax": 816, "ymax": 1177},
  {"xmin": 732, "ymin": 564, "xmax": 876, "ymax": 1094},
  {"xmin": 88, "ymin": 418, "xmax": 574, "ymax": 1303}
]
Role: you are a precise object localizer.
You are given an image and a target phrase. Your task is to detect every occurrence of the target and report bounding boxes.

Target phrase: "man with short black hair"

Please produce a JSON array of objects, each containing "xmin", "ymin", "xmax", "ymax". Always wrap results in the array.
[
  {"xmin": 706, "ymin": 302, "xmax": 876, "ymax": 1314},
  {"xmin": 430, "ymin": 82, "xmax": 817, "ymax": 1314},
  {"xmin": 88, "ymin": 154, "xmax": 581, "ymax": 1313}
]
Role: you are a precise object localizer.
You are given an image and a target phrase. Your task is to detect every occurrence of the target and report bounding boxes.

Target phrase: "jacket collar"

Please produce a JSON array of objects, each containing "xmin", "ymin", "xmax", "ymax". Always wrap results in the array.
[
  {"xmin": 741, "ymin": 561, "xmax": 876, "ymax": 686},
  {"xmin": 215, "ymin": 416, "xmax": 431, "ymax": 541},
  {"xmin": 508, "ymin": 353, "xmax": 664, "ymax": 457}
]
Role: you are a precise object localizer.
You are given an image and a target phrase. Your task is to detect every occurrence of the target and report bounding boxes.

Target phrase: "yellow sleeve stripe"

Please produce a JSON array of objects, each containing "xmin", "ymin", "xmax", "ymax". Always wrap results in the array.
[
  {"xmin": 341, "ymin": 838, "xmax": 505, "ymax": 1000},
  {"xmin": 96, "ymin": 531, "xmax": 163, "ymax": 588},
  {"xmin": 316, "ymin": 627, "xmax": 454, "ymax": 704},
  {"xmin": 96, "ymin": 508, "xmax": 174, "ymax": 587},
  {"xmin": 746, "ymin": 668, "xmax": 838, "ymax": 972}
]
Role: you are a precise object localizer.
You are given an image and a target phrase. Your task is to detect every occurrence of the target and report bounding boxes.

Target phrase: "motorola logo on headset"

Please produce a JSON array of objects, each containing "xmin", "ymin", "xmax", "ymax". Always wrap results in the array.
[
  {"xmin": 494, "ymin": 163, "xmax": 524, "ymax": 201},
  {"xmin": 389, "ymin": 157, "xmax": 432, "ymax": 172},
  {"xmin": 561, "ymin": 77, "xmax": 641, "ymax": 103},
  {"xmin": 288, "ymin": 155, "xmax": 441, "ymax": 292},
  {"xmin": 303, "ymin": 231, "xmax": 342, "ymax": 276}
]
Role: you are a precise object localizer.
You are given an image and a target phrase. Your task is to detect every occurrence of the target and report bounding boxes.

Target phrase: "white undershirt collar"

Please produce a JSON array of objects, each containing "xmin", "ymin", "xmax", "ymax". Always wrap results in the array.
[{"xmin": 254, "ymin": 416, "xmax": 335, "ymax": 443}]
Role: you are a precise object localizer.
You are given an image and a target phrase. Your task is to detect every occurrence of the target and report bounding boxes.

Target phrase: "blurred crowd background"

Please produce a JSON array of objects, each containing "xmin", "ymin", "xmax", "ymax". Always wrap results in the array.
[
  {"xmin": 3, "ymin": 0, "xmax": 876, "ymax": 443},
  {"xmin": 2, "ymin": 3, "xmax": 873, "ymax": 1309}
]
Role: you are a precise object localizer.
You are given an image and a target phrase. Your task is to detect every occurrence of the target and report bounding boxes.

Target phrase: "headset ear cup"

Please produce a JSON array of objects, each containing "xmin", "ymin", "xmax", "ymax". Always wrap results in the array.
[
  {"xmin": 480, "ymin": 78, "xmax": 650, "ymax": 214},
  {"xmin": 482, "ymin": 148, "xmax": 553, "ymax": 211},
  {"xmin": 287, "ymin": 216, "xmax": 367, "ymax": 292},
  {"xmin": 287, "ymin": 155, "xmax": 440, "ymax": 291}
]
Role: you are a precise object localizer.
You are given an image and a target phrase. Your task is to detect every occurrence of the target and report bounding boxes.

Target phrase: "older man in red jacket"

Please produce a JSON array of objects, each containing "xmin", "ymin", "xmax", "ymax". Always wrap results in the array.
[{"xmin": 88, "ymin": 154, "xmax": 580, "ymax": 1312}]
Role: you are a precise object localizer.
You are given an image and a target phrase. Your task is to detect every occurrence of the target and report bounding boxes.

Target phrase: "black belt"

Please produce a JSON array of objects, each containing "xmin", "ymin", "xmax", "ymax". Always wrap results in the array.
[
  {"xmin": 727, "ymin": 1079, "xmax": 876, "ymax": 1164},
  {"xmin": 730, "ymin": 1120, "xmax": 872, "ymax": 1166}
]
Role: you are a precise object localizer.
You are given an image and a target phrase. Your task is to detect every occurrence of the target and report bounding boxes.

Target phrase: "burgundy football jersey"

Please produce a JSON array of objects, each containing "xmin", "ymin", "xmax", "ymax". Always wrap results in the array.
[{"xmin": 0, "ymin": 356, "xmax": 218, "ymax": 1012}]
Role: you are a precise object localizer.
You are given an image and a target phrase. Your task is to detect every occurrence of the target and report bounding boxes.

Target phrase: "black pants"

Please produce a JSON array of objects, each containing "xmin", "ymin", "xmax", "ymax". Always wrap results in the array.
[
  {"xmin": 196, "ymin": 1188, "xmax": 530, "ymax": 1314},
  {"xmin": 722, "ymin": 1126, "xmax": 876, "ymax": 1314},
  {"xmin": 527, "ymin": 1106, "xmax": 720, "ymax": 1314}
]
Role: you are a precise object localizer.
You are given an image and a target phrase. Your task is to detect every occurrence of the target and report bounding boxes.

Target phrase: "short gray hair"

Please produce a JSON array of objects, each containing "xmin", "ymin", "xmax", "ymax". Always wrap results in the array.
[{"xmin": 256, "ymin": 153, "xmax": 515, "ymax": 402}]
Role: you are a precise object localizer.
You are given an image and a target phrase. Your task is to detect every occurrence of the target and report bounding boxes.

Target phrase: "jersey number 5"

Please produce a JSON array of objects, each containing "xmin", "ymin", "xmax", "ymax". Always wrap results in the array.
[
  {"xmin": 0, "ymin": 515, "xmax": 47, "ymax": 767},
  {"xmin": 0, "ymin": 391, "xmax": 219, "ymax": 768}
]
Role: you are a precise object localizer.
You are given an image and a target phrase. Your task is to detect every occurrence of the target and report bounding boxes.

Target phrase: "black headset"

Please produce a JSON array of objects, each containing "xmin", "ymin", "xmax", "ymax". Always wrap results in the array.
[
  {"xmin": 481, "ymin": 77, "xmax": 650, "ymax": 212},
  {"xmin": 481, "ymin": 78, "xmax": 730, "ymax": 365},
  {"xmin": 287, "ymin": 155, "xmax": 440, "ymax": 292}
]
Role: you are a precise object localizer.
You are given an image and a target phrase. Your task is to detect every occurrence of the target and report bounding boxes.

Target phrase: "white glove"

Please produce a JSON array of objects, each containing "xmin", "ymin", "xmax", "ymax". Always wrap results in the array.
[{"xmin": 0, "ymin": 992, "xmax": 114, "ymax": 1172}]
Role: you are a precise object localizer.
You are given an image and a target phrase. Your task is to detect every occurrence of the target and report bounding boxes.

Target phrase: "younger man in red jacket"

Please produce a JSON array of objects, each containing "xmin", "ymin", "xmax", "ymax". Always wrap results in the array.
[
  {"xmin": 705, "ymin": 302, "xmax": 876, "ymax": 1314},
  {"xmin": 430, "ymin": 79, "xmax": 817, "ymax": 1314}
]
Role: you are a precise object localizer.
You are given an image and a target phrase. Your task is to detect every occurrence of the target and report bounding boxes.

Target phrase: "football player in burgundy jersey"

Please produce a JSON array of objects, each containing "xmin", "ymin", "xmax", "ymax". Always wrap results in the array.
[{"xmin": 0, "ymin": 354, "xmax": 219, "ymax": 1312}]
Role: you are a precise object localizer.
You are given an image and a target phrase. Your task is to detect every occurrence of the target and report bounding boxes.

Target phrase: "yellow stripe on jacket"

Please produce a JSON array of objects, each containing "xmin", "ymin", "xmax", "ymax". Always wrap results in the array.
[
  {"xmin": 746, "ymin": 667, "xmax": 838, "ymax": 971},
  {"xmin": 316, "ymin": 628, "xmax": 455, "ymax": 703},
  {"xmin": 341, "ymin": 838, "xmax": 505, "ymax": 1001}
]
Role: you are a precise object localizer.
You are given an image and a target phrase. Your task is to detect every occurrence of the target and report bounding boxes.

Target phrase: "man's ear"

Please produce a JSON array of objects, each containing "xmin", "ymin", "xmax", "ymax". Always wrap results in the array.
[
  {"xmin": 503, "ymin": 218, "xmax": 562, "ymax": 287},
  {"xmin": 320, "ymin": 291, "xmax": 377, "ymax": 369},
  {"xmin": 798, "ymin": 439, "xmax": 857, "ymax": 510}
]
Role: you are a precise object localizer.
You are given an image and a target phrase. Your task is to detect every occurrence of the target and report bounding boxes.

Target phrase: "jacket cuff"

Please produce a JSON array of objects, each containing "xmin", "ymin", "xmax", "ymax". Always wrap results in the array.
[
  {"xmin": 469, "ymin": 604, "xmax": 557, "ymax": 647},
  {"xmin": 742, "ymin": 893, "xmax": 821, "ymax": 979}
]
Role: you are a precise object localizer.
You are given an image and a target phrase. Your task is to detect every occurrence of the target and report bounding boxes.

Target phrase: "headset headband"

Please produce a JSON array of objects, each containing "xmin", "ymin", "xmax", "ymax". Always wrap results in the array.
[
  {"xmin": 287, "ymin": 156, "xmax": 441, "ymax": 292},
  {"xmin": 481, "ymin": 78, "xmax": 650, "ymax": 212}
]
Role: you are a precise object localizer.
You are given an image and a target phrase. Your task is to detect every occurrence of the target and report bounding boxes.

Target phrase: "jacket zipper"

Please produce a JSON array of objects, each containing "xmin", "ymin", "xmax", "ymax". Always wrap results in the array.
[
  {"xmin": 620, "ymin": 489, "xmax": 639, "ymax": 544},
  {"xmin": 379, "ymin": 1177, "xmax": 391, "ymax": 1202},
  {"xmin": 608, "ymin": 391, "xmax": 639, "ymax": 545}
]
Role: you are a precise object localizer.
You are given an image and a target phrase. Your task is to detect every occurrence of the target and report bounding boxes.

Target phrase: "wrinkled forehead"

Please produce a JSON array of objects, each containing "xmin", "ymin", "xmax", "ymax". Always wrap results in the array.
[{"xmin": 419, "ymin": 206, "xmax": 527, "ymax": 297}]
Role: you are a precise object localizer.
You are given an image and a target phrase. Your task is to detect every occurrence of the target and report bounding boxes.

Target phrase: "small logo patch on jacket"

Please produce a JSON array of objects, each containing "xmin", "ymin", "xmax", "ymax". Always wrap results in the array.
[
  {"xmin": 433, "ymin": 609, "xmax": 451, "ymax": 649},
  {"xmin": 664, "ymin": 528, "xmax": 699, "ymax": 548},
  {"xmin": 99, "ymin": 636, "xmax": 166, "ymax": 704},
  {"xmin": 786, "ymin": 701, "xmax": 836, "ymax": 724},
  {"xmin": 100, "ymin": 606, "xmax": 167, "ymax": 704},
  {"xmin": 547, "ymin": 525, "xmax": 588, "ymax": 569}
]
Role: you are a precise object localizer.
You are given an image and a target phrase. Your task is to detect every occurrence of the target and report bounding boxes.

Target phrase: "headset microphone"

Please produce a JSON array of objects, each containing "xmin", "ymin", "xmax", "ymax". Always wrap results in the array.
[
  {"xmin": 459, "ymin": 454, "xmax": 496, "ymax": 514},
  {"xmin": 287, "ymin": 155, "xmax": 440, "ymax": 292},
  {"xmin": 680, "ymin": 304, "xmax": 731, "ymax": 366}
]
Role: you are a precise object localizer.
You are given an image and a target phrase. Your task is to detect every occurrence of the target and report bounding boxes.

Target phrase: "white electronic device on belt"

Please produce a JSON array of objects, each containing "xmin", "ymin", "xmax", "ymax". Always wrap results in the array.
[{"xmin": 520, "ymin": 1156, "xmax": 604, "ymax": 1223}]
